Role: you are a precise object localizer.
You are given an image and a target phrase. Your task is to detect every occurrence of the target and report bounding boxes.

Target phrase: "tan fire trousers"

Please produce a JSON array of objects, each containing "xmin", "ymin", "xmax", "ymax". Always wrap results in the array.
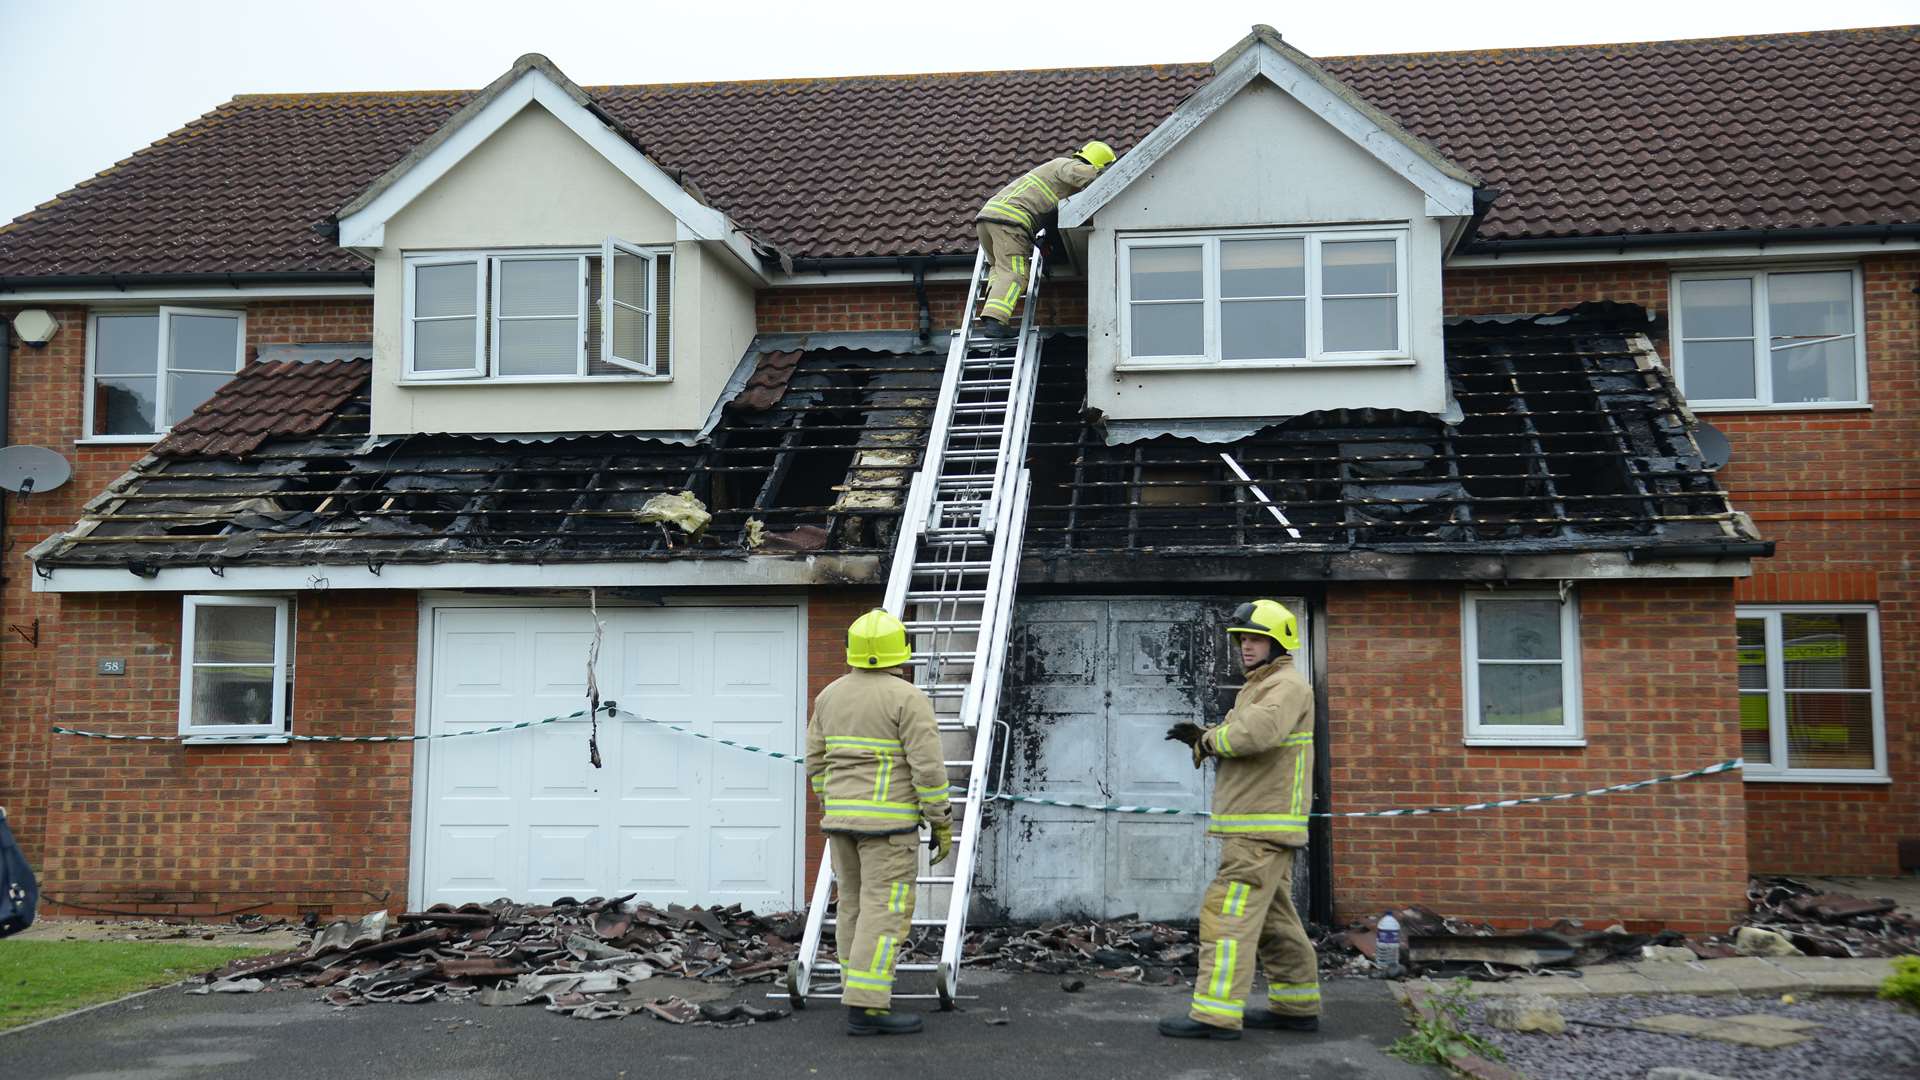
[
  {"xmin": 829, "ymin": 831, "xmax": 920, "ymax": 1010},
  {"xmin": 1189, "ymin": 837, "xmax": 1321, "ymax": 1029},
  {"xmin": 975, "ymin": 221, "xmax": 1031, "ymax": 326}
]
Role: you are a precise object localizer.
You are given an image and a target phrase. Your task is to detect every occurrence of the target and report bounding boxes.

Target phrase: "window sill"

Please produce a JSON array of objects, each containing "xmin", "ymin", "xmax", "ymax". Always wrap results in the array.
[
  {"xmin": 1690, "ymin": 402, "xmax": 1872, "ymax": 414},
  {"xmin": 399, "ymin": 375, "xmax": 673, "ymax": 387},
  {"xmin": 1463, "ymin": 737, "xmax": 1587, "ymax": 748},
  {"xmin": 182, "ymin": 734, "xmax": 290, "ymax": 746},
  {"xmin": 1115, "ymin": 357, "xmax": 1415, "ymax": 373},
  {"xmin": 76, "ymin": 435, "xmax": 161, "ymax": 446},
  {"xmin": 1742, "ymin": 771, "xmax": 1890, "ymax": 784}
]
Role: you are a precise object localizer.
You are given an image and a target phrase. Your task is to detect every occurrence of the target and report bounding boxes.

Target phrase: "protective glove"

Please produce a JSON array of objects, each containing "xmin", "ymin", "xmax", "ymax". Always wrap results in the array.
[
  {"xmin": 1192, "ymin": 743, "xmax": 1208, "ymax": 770},
  {"xmin": 1164, "ymin": 722, "xmax": 1205, "ymax": 747},
  {"xmin": 929, "ymin": 820, "xmax": 954, "ymax": 864}
]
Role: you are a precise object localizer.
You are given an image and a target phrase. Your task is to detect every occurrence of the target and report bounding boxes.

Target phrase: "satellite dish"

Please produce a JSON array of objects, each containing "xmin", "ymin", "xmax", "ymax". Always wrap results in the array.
[
  {"xmin": 1694, "ymin": 421, "xmax": 1732, "ymax": 472},
  {"xmin": 0, "ymin": 445, "xmax": 72, "ymax": 495}
]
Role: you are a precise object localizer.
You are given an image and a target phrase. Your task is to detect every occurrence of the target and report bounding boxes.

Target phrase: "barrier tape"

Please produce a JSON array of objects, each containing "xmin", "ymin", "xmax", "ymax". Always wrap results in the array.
[{"xmin": 50, "ymin": 708, "xmax": 595, "ymax": 744}]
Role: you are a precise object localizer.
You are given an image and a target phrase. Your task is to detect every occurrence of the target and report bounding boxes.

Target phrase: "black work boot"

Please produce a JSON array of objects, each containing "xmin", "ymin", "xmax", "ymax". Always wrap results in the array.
[
  {"xmin": 1244, "ymin": 1009, "xmax": 1320, "ymax": 1032},
  {"xmin": 1157, "ymin": 1016, "xmax": 1241, "ymax": 1040},
  {"xmin": 847, "ymin": 1006, "xmax": 924, "ymax": 1036},
  {"xmin": 973, "ymin": 318, "xmax": 1017, "ymax": 339}
]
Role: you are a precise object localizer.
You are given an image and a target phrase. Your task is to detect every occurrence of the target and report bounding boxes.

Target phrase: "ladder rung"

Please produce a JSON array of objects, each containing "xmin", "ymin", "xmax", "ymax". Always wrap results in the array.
[
  {"xmin": 903, "ymin": 590, "xmax": 988, "ymax": 602},
  {"xmin": 903, "ymin": 621, "xmax": 982, "ymax": 632},
  {"xmin": 814, "ymin": 962, "xmax": 940, "ymax": 974},
  {"xmin": 905, "ymin": 653, "xmax": 976, "ymax": 665},
  {"xmin": 824, "ymin": 917, "xmax": 952, "ymax": 927},
  {"xmin": 916, "ymin": 876, "xmax": 956, "ymax": 885}
]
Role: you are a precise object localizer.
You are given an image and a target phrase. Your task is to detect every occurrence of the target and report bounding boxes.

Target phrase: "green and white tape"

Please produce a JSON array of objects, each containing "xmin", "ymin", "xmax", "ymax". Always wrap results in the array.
[{"xmin": 50, "ymin": 707, "xmax": 599, "ymax": 744}]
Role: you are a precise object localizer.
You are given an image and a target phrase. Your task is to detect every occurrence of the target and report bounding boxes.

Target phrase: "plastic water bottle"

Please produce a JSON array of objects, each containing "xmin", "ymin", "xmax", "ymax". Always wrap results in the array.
[{"xmin": 1376, "ymin": 912, "xmax": 1401, "ymax": 970}]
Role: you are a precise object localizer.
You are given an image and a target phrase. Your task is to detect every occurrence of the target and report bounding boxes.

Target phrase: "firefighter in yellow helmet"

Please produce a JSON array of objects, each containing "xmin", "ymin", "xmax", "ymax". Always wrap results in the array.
[
  {"xmin": 971, "ymin": 140, "xmax": 1117, "ymax": 338},
  {"xmin": 1160, "ymin": 600, "xmax": 1321, "ymax": 1039},
  {"xmin": 804, "ymin": 610, "xmax": 953, "ymax": 1035}
]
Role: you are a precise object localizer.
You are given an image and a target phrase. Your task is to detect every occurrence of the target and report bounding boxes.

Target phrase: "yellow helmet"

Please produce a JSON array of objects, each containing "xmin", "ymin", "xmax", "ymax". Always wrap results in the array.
[
  {"xmin": 1075, "ymin": 140, "xmax": 1117, "ymax": 170},
  {"xmin": 847, "ymin": 609, "xmax": 912, "ymax": 669},
  {"xmin": 1226, "ymin": 599, "xmax": 1300, "ymax": 652}
]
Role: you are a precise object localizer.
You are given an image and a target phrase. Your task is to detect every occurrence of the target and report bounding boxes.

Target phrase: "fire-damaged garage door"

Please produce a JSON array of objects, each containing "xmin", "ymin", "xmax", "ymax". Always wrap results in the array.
[
  {"xmin": 994, "ymin": 597, "xmax": 1312, "ymax": 921},
  {"xmin": 415, "ymin": 603, "xmax": 803, "ymax": 910}
]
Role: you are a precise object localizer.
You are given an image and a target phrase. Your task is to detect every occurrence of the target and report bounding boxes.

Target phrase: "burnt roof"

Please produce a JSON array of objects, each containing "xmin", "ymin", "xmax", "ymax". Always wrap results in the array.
[
  {"xmin": 1, "ymin": 25, "xmax": 1914, "ymax": 274},
  {"xmin": 32, "ymin": 313, "xmax": 1755, "ymax": 577}
]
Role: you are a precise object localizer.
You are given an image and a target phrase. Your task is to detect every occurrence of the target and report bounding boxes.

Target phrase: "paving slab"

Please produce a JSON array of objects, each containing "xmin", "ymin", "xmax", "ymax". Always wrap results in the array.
[
  {"xmin": 1698, "ymin": 1024, "xmax": 1810, "ymax": 1049},
  {"xmin": 1575, "ymin": 971, "xmax": 1660, "ymax": 996},
  {"xmin": 1697, "ymin": 957, "xmax": 1812, "ymax": 994},
  {"xmin": 1722, "ymin": 1013, "xmax": 1821, "ymax": 1032},
  {"xmin": 1636, "ymin": 1013, "xmax": 1721, "ymax": 1035}
]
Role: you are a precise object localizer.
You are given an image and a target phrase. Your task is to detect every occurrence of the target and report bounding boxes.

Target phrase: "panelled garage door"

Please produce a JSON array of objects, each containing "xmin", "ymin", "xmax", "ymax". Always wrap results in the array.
[{"xmin": 418, "ymin": 604, "xmax": 802, "ymax": 910}]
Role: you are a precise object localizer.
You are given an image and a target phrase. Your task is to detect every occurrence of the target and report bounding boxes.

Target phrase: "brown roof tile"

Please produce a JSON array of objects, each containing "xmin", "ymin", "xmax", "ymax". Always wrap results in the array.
[
  {"xmin": 154, "ymin": 357, "xmax": 370, "ymax": 458},
  {"xmin": 1, "ymin": 26, "xmax": 1914, "ymax": 274}
]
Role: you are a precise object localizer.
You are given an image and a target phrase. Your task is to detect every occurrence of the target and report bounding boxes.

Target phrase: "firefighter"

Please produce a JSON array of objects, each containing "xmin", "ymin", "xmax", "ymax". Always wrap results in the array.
[
  {"xmin": 1159, "ymin": 600, "xmax": 1321, "ymax": 1039},
  {"xmin": 972, "ymin": 141, "xmax": 1117, "ymax": 337},
  {"xmin": 805, "ymin": 609, "xmax": 954, "ymax": 1036}
]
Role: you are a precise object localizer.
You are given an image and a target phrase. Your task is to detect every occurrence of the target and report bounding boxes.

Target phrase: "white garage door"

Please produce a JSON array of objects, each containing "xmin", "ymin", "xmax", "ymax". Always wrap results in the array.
[{"xmin": 418, "ymin": 604, "xmax": 802, "ymax": 910}]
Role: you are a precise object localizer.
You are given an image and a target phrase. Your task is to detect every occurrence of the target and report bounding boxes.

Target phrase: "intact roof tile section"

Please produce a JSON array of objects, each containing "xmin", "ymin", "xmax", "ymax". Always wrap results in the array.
[
  {"xmin": 1, "ymin": 26, "xmax": 1914, "ymax": 273},
  {"xmin": 154, "ymin": 357, "xmax": 371, "ymax": 459}
]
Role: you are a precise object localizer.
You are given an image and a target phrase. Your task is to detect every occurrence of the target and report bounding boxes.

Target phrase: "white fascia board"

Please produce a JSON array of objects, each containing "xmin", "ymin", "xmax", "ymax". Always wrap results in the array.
[
  {"xmin": 1061, "ymin": 47, "xmax": 1476, "ymax": 228},
  {"xmin": 767, "ymin": 267, "xmax": 976, "ymax": 287},
  {"xmin": 1449, "ymin": 237, "xmax": 1920, "ymax": 268},
  {"xmin": 0, "ymin": 283, "xmax": 373, "ymax": 303},
  {"xmin": 337, "ymin": 69, "xmax": 758, "ymax": 278},
  {"xmin": 31, "ymin": 555, "xmax": 885, "ymax": 594}
]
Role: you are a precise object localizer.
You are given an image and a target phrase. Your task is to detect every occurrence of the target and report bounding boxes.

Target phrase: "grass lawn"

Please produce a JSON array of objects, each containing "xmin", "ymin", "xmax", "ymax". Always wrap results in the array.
[{"xmin": 0, "ymin": 940, "xmax": 274, "ymax": 1030}]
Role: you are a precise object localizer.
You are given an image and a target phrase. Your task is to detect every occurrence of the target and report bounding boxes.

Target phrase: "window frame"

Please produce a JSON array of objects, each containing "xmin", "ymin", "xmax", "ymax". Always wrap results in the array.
[
  {"xmin": 1461, "ymin": 589, "xmax": 1584, "ymax": 746},
  {"xmin": 178, "ymin": 594, "xmax": 292, "ymax": 742},
  {"xmin": 1671, "ymin": 264, "xmax": 1869, "ymax": 411},
  {"xmin": 487, "ymin": 252, "xmax": 590, "ymax": 380},
  {"xmin": 1736, "ymin": 604, "xmax": 1887, "ymax": 783},
  {"xmin": 82, "ymin": 306, "xmax": 247, "ymax": 442},
  {"xmin": 1117, "ymin": 225, "xmax": 1412, "ymax": 370},
  {"xmin": 401, "ymin": 246, "xmax": 672, "ymax": 384},
  {"xmin": 601, "ymin": 237, "xmax": 657, "ymax": 375}
]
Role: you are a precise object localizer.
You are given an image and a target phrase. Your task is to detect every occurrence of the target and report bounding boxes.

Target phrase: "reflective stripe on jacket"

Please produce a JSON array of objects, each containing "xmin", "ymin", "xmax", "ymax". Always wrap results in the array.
[
  {"xmin": 805, "ymin": 669, "xmax": 952, "ymax": 835},
  {"xmin": 974, "ymin": 156, "xmax": 1102, "ymax": 234},
  {"xmin": 1199, "ymin": 654, "xmax": 1314, "ymax": 846}
]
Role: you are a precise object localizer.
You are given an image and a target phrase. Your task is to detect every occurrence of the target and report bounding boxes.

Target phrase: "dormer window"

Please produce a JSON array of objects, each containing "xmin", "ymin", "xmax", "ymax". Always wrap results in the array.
[
  {"xmin": 402, "ymin": 239, "xmax": 672, "ymax": 382},
  {"xmin": 1118, "ymin": 227, "xmax": 1409, "ymax": 367}
]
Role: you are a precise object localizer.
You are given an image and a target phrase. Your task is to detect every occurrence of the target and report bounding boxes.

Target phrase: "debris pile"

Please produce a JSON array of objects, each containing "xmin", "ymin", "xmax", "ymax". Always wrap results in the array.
[
  {"xmin": 198, "ymin": 895, "xmax": 799, "ymax": 1024},
  {"xmin": 1314, "ymin": 907, "xmax": 1649, "ymax": 979},
  {"xmin": 959, "ymin": 918, "xmax": 1199, "ymax": 985},
  {"xmin": 1704, "ymin": 877, "xmax": 1920, "ymax": 959}
]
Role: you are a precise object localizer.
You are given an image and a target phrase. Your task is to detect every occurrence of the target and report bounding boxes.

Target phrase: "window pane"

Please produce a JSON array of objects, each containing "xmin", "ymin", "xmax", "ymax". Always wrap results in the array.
[
  {"xmin": 95, "ymin": 314, "xmax": 159, "ymax": 376},
  {"xmin": 1739, "ymin": 692, "xmax": 1772, "ymax": 765},
  {"xmin": 497, "ymin": 319, "xmax": 578, "ymax": 375},
  {"xmin": 1323, "ymin": 297, "xmax": 1397, "ymax": 352},
  {"xmin": 1737, "ymin": 618, "xmax": 1768, "ymax": 690},
  {"xmin": 611, "ymin": 304, "xmax": 649, "ymax": 363},
  {"xmin": 1130, "ymin": 302, "xmax": 1203, "ymax": 357},
  {"xmin": 1768, "ymin": 270, "xmax": 1852, "ymax": 340},
  {"xmin": 610, "ymin": 251, "xmax": 649, "ymax": 310},
  {"xmin": 1129, "ymin": 246, "xmax": 1202, "ymax": 301},
  {"xmin": 1681, "ymin": 339, "xmax": 1756, "ymax": 400},
  {"xmin": 1679, "ymin": 278, "xmax": 1753, "ymax": 338},
  {"xmin": 1783, "ymin": 692, "xmax": 1875, "ymax": 771},
  {"xmin": 194, "ymin": 603, "xmax": 277, "ymax": 664},
  {"xmin": 413, "ymin": 318, "xmax": 477, "ymax": 372},
  {"xmin": 498, "ymin": 258, "xmax": 579, "ymax": 317},
  {"xmin": 1476, "ymin": 599, "xmax": 1562, "ymax": 660},
  {"xmin": 1771, "ymin": 336, "xmax": 1856, "ymax": 404},
  {"xmin": 415, "ymin": 262, "xmax": 477, "ymax": 319},
  {"xmin": 189, "ymin": 665, "xmax": 276, "ymax": 728},
  {"xmin": 167, "ymin": 314, "xmax": 240, "ymax": 373},
  {"xmin": 167, "ymin": 372, "xmax": 232, "ymax": 426},
  {"xmin": 1321, "ymin": 240, "xmax": 1396, "ymax": 295},
  {"xmin": 1221, "ymin": 238, "xmax": 1304, "ymax": 298},
  {"xmin": 1779, "ymin": 612, "xmax": 1870, "ymax": 689},
  {"xmin": 1478, "ymin": 663, "xmax": 1564, "ymax": 727},
  {"xmin": 1222, "ymin": 299, "xmax": 1305, "ymax": 360},
  {"xmin": 94, "ymin": 375, "xmax": 157, "ymax": 435}
]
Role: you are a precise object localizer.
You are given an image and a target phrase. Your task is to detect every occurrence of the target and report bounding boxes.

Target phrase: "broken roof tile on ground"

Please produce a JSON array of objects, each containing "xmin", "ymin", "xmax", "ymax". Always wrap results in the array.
[{"xmin": 2, "ymin": 26, "xmax": 1914, "ymax": 275}]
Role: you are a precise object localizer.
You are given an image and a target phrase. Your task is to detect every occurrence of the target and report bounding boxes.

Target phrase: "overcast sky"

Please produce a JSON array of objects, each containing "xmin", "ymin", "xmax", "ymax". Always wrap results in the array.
[{"xmin": 1, "ymin": 0, "xmax": 1912, "ymax": 222}]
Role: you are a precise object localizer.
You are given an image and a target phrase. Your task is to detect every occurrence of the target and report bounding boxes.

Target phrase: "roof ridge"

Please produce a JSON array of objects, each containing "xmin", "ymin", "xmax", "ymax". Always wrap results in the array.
[{"xmin": 1322, "ymin": 23, "xmax": 1917, "ymax": 64}]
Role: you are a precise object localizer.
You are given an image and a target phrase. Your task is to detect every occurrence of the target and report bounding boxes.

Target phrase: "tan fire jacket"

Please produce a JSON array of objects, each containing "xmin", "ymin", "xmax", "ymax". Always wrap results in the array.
[
  {"xmin": 806, "ymin": 669, "xmax": 952, "ymax": 835},
  {"xmin": 974, "ymin": 156, "xmax": 1102, "ymax": 235},
  {"xmin": 1198, "ymin": 654, "xmax": 1314, "ymax": 846}
]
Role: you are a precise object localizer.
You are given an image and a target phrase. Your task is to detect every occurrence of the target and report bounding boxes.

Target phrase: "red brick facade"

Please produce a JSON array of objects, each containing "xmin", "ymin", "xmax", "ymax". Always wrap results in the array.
[
  {"xmin": 757, "ymin": 281, "xmax": 1088, "ymax": 334},
  {"xmin": 802, "ymin": 590, "xmax": 885, "ymax": 886}
]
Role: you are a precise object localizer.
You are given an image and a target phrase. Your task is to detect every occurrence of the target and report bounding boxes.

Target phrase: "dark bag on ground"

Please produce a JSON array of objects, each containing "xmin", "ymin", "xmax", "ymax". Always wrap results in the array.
[{"xmin": 0, "ymin": 808, "xmax": 39, "ymax": 937}]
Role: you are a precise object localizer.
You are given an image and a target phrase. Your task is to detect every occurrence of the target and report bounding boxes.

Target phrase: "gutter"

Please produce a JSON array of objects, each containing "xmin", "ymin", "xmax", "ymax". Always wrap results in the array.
[
  {"xmin": 0, "ymin": 270, "xmax": 374, "ymax": 293},
  {"xmin": 1626, "ymin": 540, "xmax": 1775, "ymax": 562},
  {"xmin": 1460, "ymin": 223, "xmax": 1920, "ymax": 257}
]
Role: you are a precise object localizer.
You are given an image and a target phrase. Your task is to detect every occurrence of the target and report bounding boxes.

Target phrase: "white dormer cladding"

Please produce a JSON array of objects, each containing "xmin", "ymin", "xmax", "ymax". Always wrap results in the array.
[
  {"xmin": 1060, "ymin": 27, "xmax": 1479, "ymax": 424},
  {"xmin": 338, "ymin": 55, "xmax": 762, "ymax": 437}
]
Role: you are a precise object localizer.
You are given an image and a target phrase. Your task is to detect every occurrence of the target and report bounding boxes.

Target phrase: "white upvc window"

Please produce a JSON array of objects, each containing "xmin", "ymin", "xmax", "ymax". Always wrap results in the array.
[
  {"xmin": 1672, "ymin": 266, "xmax": 1867, "ymax": 410},
  {"xmin": 1463, "ymin": 589, "xmax": 1583, "ymax": 745},
  {"xmin": 1119, "ymin": 227, "xmax": 1409, "ymax": 367},
  {"xmin": 179, "ymin": 595, "xmax": 291, "ymax": 741},
  {"xmin": 1737, "ymin": 605, "xmax": 1886, "ymax": 782},
  {"xmin": 402, "ymin": 241, "xmax": 670, "ymax": 382},
  {"xmin": 85, "ymin": 307, "xmax": 246, "ymax": 439}
]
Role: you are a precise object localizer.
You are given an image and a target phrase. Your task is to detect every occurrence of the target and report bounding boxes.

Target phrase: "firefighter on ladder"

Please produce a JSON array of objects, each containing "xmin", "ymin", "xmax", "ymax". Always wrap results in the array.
[
  {"xmin": 971, "ymin": 140, "xmax": 1117, "ymax": 337},
  {"xmin": 805, "ymin": 610, "xmax": 954, "ymax": 1036},
  {"xmin": 1160, "ymin": 600, "xmax": 1321, "ymax": 1039}
]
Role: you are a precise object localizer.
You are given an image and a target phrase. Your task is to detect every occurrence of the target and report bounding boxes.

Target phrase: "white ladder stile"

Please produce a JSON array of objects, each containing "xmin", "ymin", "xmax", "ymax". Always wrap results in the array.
[{"xmin": 788, "ymin": 241, "xmax": 1049, "ymax": 1009}]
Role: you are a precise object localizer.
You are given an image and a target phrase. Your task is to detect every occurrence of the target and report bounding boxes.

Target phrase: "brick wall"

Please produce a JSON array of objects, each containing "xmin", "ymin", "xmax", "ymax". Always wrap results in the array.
[
  {"xmin": 757, "ymin": 281, "xmax": 1087, "ymax": 334},
  {"xmin": 802, "ymin": 589, "xmax": 885, "ymax": 886},
  {"xmin": 1327, "ymin": 581, "xmax": 1748, "ymax": 933}
]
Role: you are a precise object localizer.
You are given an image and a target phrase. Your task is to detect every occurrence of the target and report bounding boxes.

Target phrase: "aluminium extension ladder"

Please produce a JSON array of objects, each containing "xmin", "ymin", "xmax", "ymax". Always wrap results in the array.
[{"xmin": 785, "ymin": 241, "xmax": 1048, "ymax": 1009}]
